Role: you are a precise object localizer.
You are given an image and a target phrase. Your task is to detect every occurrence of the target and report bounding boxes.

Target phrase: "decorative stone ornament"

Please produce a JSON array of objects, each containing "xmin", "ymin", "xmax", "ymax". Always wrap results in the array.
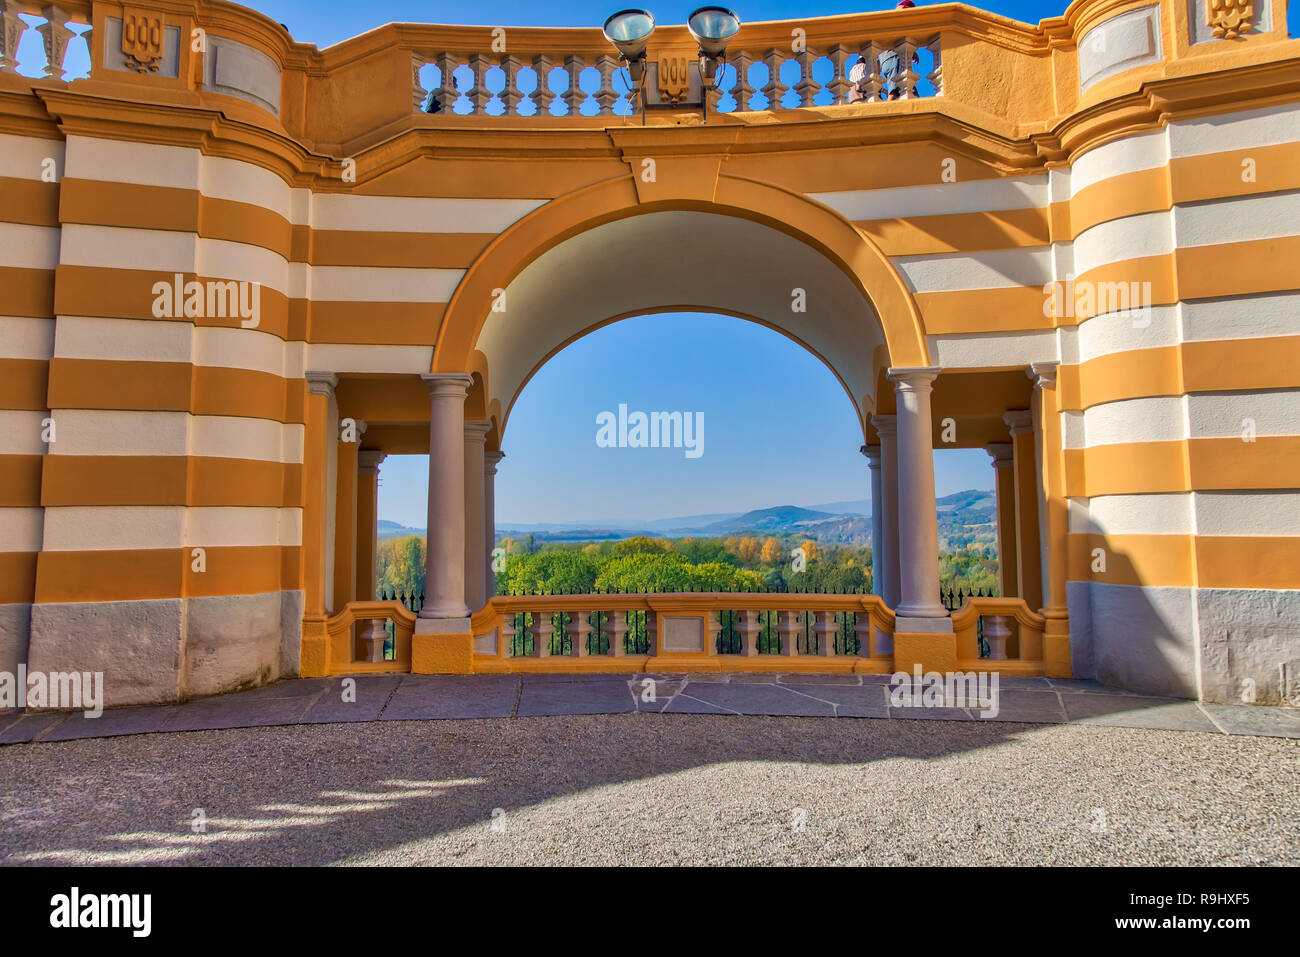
[
  {"xmin": 658, "ymin": 53, "xmax": 692, "ymax": 103},
  {"xmin": 1208, "ymin": 0, "xmax": 1253, "ymax": 39},
  {"xmin": 121, "ymin": 7, "xmax": 164, "ymax": 72}
]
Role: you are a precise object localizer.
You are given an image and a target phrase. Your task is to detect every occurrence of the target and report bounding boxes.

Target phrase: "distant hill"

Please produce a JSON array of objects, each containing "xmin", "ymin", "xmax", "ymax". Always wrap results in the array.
[{"xmin": 403, "ymin": 488, "xmax": 995, "ymax": 546}]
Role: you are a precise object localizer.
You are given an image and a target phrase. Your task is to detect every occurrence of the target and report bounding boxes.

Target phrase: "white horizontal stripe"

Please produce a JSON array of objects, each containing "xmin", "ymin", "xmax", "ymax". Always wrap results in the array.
[
  {"xmin": 310, "ymin": 194, "xmax": 544, "ymax": 234},
  {"xmin": 0, "ymin": 411, "xmax": 49, "ymax": 455},
  {"xmin": 894, "ymin": 247, "xmax": 1053, "ymax": 292},
  {"xmin": 1082, "ymin": 397, "xmax": 1186, "ymax": 445},
  {"xmin": 192, "ymin": 326, "xmax": 293, "ymax": 377},
  {"xmin": 1195, "ymin": 492, "xmax": 1300, "ymax": 536},
  {"xmin": 1187, "ymin": 391, "xmax": 1300, "ymax": 439},
  {"xmin": 0, "ymin": 317, "xmax": 55, "ymax": 360},
  {"xmin": 54, "ymin": 316, "xmax": 192, "ymax": 363},
  {"xmin": 0, "ymin": 223, "xmax": 60, "ymax": 270},
  {"xmin": 1181, "ymin": 293, "xmax": 1300, "ymax": 341},
  {"xmin": 1176, "ymin": 191, "xmax": 1300, "ymax": 247},
  {"xmin": 1073, "ymin": 210, "xmax": 1173, "ymax": 275},
  {"xmin": 300, "ymin": 265, "xmax": 464, "ymax": 303},
  {"xmin": 42, "ymin": 506, "xmax": 301, "ymax": 550},
  {"xmin": 304, "ymin": 344, "xmax": 434, "ymax": 375},
  {"xmin": 46, "ymin": 410, "xmax": 304, "ymax": 463},
  {"xmin": 64, "ymin": 136, "xmax": 199, "ymax": 190},
  {"xmin": 1070, "ymin": 494, "xmax": 1193, "ymax": 535},
  {"xmin": 1070, "ymin": 129, "xmax": 1168, "ymax": 196},
  {"xmin": 1076, "ymin": 305, "xmax": 1180, "ymax": 363},
  {"xmin": 928, "ymin": 330, "xmax": 1058, "ymax": 368},
  {"xmin": 1062, "ymin": 410, "xmax": 1086, "ymax": 450},
  {"xmin": 199, "ymin": 155, "xmax": 293, "ymax": 222},
  {"xmin": 0, "ymin": 134, "xmax": 64, "ymax": 181},
  {"xmin": 0, "ymin": 507, "xmax": 43, "ymax": 552},
  {"xmin": 810, "ymin": 176, "xmax": 1049, "ymax": 221},
  {"xmin": 1169, "ymin": 101, "xmax": 1300, "ymax": 159}
]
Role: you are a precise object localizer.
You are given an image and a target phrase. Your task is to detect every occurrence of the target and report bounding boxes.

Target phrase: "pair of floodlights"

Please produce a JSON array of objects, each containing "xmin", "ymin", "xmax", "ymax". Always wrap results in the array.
[{"xmin": 602, "ymin": 6, "xmax": 741, "ymax": 93}]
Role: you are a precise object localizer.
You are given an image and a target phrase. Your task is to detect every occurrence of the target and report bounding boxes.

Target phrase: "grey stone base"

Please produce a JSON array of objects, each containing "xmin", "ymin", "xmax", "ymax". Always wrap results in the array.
[
  {"xmin": 26, "ymin": 591, "xmax": 304, "ymax": 708},
  {"xmin": 0, "ymin": 603, "xmax": 31, "ymax": 677}
]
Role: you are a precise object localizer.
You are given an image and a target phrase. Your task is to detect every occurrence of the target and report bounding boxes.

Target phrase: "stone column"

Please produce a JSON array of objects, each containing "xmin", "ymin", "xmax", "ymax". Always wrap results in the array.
[
  {"xmin": 356, "ymin": 451, "xmax": 387, "ymax": 601},
  {"xmin": 1029, "ymin": 362, "xmax": 1071, "ymax": 675},
  {"xmin": 463, "ymin": 419, "xmax": 491, "ymax": 613},
  {"xmin": 887, "ymin": 367, "xmax": 947, "ymax": 620},
  {"xmin": 300, "ymin": 372, "xmax": 337, "ymax": 677},
  {"xmin": 861, "ymin": 443, "xmax": 892, "ymax": 655},
  {"xmin": 485, "ymin": 449, "xmax": 505, "ymax": 600},
  {"xmin": 984, "ymin": 442, "xmax": 1016, "ymax": 659},
  {"xmin": 418, "ymin": 374, "xmax": 473, "ymax": 623},
  {"xmin": 356, "ymin": 450, "xmax": 388, "ymax": 663},
  {"xmin": 332, "ymin": 421, "xmax": 363, "ymax": 612},
  {"xmin": 869, "ymin": 414, "xmax": 900, "ymax": 609},
  {"xmin": 1004, "ymin": 409, "xmax": 1044, "ymax": 611}
]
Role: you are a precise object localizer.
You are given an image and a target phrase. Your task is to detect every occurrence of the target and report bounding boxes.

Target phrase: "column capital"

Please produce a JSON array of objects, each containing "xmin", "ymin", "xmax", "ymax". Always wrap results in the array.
[
  {"xmin": 870, "ymin": 413, "xmax": 897, "ymax": 438},
  {"xmin": 860, "ymin": 444, "xmax": 882, "ymax": 468},
  {"xmin": 304, "ymin": 371, "xmax": 338, "ymax": 398},
  {"xmin": 1027, "ymin": 361, "xmax": 1058, "ymax": 390},
  {"xmin": 485, "ymin": 449, "xmax": 505, "ymax": 474},
  {"xmin": 886, "ymin": 366, "xmax": 941, "ymax": 392},
  {"xmin": 420, "ymin": 372, "xmax": 474, "ymax": 398},
  {"xmin": 358, "ymin": 450, "xmax": 387, "ymax": 473},
  {"xmin": 463, "ymin": 419, "xmax": 493, "ymax": 440},
  {"xmin": 985, "ymin": 442, "xmax": 1013, "ymax": 467},
  {"xmin": 1003, "ymin": 410, "xmax": 1034, "ymax": 435}
]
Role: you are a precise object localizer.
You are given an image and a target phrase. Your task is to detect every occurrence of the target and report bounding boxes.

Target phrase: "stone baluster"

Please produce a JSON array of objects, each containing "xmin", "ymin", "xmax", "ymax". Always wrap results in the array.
[
  {"xmin": 814, "ymin": 611, "xmax": 838, "ymax": 656},
  {"xmin": 563, "ymin": 55, "xmax": 586, "ymax": 114},
  {"xmin": 926, "ymin": 36, "xmax": 943, "ymax": 95},
  {"xmin": 855, "ymin": 612, "xmax": 874, "ymax": 657},
  {"xmin": 531, "ymin": 55, "xmax": 555, "ymax": 114},
  {"xmin": 467, "ymin": 53, "xmax": 492, "ymax": 113},
  {"xmin": 761, "ymin": 49, "xmax": 786, "ymax": 109},
  {"xmin": 607, "ymin": 610, "xmax": 628, "ymax": 657},
  {"xmin": 412, "ymin": 54, "xmax": 428, "ymax": 110},
  {"xmin": 38, "ymin": 6, "xmax": 74, "ymax": 80},
  {"xmin": 895, "ymin": 38, "xmax": 920, "ymax": 99},
  {"xmin": 737, "ymin": 609, "xmax": 760, "ymax": 656},
  {"xmin": 567, "ymin": 611, "xmax": 593, "ymax": 657},
  {"xmin": 857, "ymin": 41, "xmax": 883, "ymax": 101},
  {"xmin": 826, "ymin": 45, "xmax": 852, "ymax": 104},
  {"xmin": 500, "ymin": 55, "xmax": 523, "ymax": 115},
  {"xmin": 594, "ymin": 54, "xmax": 619, "ymax": 114},
  {"xmin": 983, "ymin": 615, "xmax": 1011, "ymax": 659},
  {"xmin": 794, "ymin": 49, "xmax": 818, "ymax": 107},
  {"xmin": 0, "ymin": 1, "xmax": 27, "ymax": 74},
  {"xmin": 434, "ymin": 53, "xmax": 459, "ymax": 113},
  {"xmin": 500, "ymin": 612, "xmax": 517, "ymax": 657},
  {"xmin": 730, "ymin": 51, "xmax": 755, "ymax": 110},
  {"xmin": 533, "ymin": 611, "xmax": 554, "ymax": 658},
  {"xmin": 646, "ymin": 610, "xmax": 658, "ymax": 654},
  {"xmin": 778, "ymin": 610, "xmax": 801, "ymax": 656}
]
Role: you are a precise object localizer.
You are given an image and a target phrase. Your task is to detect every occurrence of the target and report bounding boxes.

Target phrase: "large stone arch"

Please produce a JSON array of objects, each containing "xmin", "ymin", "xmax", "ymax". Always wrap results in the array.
[{"xmin": 432, "ymin": 173, "xmax": 931, "ymax": 416}]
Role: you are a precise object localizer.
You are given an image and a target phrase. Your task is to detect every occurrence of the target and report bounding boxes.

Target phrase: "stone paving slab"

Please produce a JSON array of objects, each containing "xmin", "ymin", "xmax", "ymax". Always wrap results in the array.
[
  {"xmin": 381, "ymin": 675, "xmax": 518, "ymax": 720},
  {"xmin": 678, "ymin": 681, "xmax": 837, "ymax": 717},
  {"xmin": 41, "ymin": 705, "xmax": 180, "ymax": 741},
  {"xmin": 159, "ymin": 695, "xmax": 315, "ymax": 732},
  {"xmin": 516, "ymin": 677, "xmax": 635, "ymax": 717},
  {"xmin": 1062, "ymin": 694, "xmax": 1221, "ymax": 733},
  {"xmin": 780, "ymin": 683, "xmax": 890, "ymax": 718},
  {"xmin": 3, "ymin": 672, "xmax": 1297, "ymax": 743}
]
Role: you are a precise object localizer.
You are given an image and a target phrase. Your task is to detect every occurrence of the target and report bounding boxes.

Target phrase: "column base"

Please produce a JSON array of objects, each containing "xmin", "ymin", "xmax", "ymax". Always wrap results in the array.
[
  {"xmin": 412, "ymin": 617, "xmax": 474, "ymax": 674},
  {"xmin": 1041, "ymin": 608, "xmax": 1072, "ymax": 678},
  {"xmin": 300, "ymin": 615, "xmax": 329, "ymax": 678},
  {"xmin": 893, "ymin": 631, "xmax": 957, "ymax": 675},
  {"xmin": 893, "ymin": 615, "xmax": 953, "ymax": 634}
]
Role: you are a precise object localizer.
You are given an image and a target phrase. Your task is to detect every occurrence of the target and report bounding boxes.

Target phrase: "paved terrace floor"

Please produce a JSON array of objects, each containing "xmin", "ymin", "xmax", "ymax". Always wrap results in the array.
[{"xmin": 2, "ymin": 674, "xmax": 1298, "ymax": 744}]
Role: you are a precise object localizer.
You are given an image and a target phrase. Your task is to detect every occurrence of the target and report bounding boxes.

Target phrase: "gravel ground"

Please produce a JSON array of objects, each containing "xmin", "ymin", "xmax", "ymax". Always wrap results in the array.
[{"xmin": 1, "ymin": 715, "xmax": 1295, "ymax": 866}]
